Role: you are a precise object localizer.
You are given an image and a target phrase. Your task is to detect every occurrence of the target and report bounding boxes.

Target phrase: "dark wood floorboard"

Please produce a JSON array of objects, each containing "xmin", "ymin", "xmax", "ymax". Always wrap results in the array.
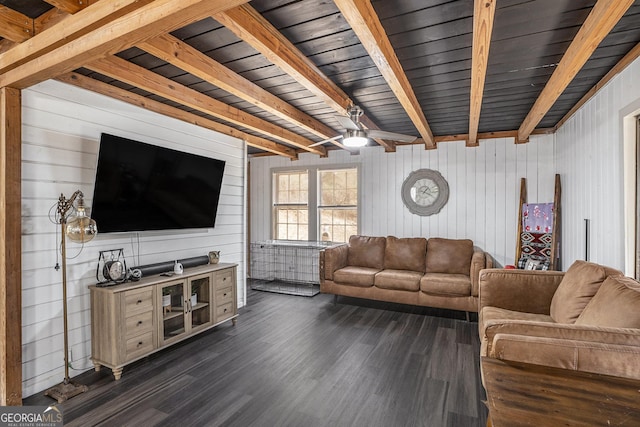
[{"xmin": 25, "ymin": 289, "xmax": 488, "ymax": 426}]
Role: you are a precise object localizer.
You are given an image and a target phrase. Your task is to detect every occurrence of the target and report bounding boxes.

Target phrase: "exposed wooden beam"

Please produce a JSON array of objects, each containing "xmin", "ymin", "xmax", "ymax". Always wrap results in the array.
[
  {"xmin": 0, "ymin": 87, "xmax": 22, "ymax": 406},
  {"xmin": 56, "ymin": 72, "xmax": 298, "ymax": 159},
  {"xmin": 412, "ymin": 128, "xmax": 555, "ymax": 146},
  {"xmin": 44, "ymin": 0, "xmax": 93, "ymax": 15},
  {"xmin": 213, "ymin": 4, "xmax": 395, "ymax": 152},
  {"xmin": 468, "ymin": 0, "xmax": 496, "ymax": 147},
  {"xmin": 555, "ymin": 41, "xmax": 640, "ymax": 131},
  {"xmin": 138, "ymin": 34, "xmax": 329, "ymax": 156},
  {"xmin": 0, "ymin": 5, "xmax": 33, "ymax": 43},
  {"xmin": 34, "ymin": 7, "xmax": 70, "ymax": 34},
  {"xmin": 0, "ymin": 0, "xmax": 250, "ymax": 89},
  {"xmin": 0, "ymin": 40, "xmax": 17, "ymax": 55},
  {"xmin": 517, "ymin": 0, "xmax": 634, "ymax": 143},
  {"xmin": 333, "ymin": 0, "xmax": 435, "ymax": 149},
  {"xmin": 214, "ymin": 4, "xmax": 350, "ymax": 114},
  {"xmin": 0, "ymin": 0, "xmax": 148, "ymax": 76},
  {"xmin": 87, "ymin": 56, "xmax": 322, "ymax": 155}
]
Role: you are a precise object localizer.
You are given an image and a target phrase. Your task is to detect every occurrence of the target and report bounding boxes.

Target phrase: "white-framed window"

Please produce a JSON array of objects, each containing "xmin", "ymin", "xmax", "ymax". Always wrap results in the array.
[{"xmin": 272, "ymin": 165, "xmax": 359, "ymax": 243}]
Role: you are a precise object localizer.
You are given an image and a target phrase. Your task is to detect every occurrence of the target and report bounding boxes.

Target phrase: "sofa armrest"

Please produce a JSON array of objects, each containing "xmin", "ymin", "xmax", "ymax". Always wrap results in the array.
[
  {"xmin": 470, "ymin": 249, "xmax": 488, "ymax": 297},
  {"xmin": 320, "ymin": 243, "xmax": 348, "ymax": 281},
  {"xmin": 479, "ymin": 269, "xmax": 565, "ymax": 315},
  {"xmin": 490, "ymin": 330, "xmax": 640, "ymax": 380}
]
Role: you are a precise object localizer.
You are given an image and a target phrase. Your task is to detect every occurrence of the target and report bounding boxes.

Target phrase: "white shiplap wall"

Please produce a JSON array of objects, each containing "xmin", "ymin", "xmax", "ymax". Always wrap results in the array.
[
  {"xmin": 250, "ymin": 135, "xmax": 556, "ymax": 268},
  {"xmin": 555, "ymin": 55, "xmax": 640, "ymax": 273},
  {"xmin": 21, "ymin": 80, "xmax": 246, "ymax": 397}
]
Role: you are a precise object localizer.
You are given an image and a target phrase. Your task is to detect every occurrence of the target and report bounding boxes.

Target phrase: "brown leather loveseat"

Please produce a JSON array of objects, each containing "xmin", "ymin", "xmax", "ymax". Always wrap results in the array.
[
  {"xmin": 478, "ymin": 260, "xmax": 640, "ymax": 426},
  {"xmin": 319, "ymin": 235, "xmax": 492, "ymax": 315}
]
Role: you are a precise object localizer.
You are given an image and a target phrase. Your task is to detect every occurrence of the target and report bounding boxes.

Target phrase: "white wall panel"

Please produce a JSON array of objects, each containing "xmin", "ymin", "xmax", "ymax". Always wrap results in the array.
[
  {"xmin": 21, "ymin": 80, "xmax": 246, "ymax": 397},
  {"xmin": 555, "ymin": 56, "xmax": 640, "ymax": 272},
  {"xmin": 250, "ymin": 136, "xmax": 555, "ymax": 269}
]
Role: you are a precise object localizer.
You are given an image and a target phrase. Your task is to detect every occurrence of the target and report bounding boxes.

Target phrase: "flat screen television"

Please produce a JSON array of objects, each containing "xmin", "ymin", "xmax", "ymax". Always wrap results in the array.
[{"xmin": 91, "ymin": 133, "xmax": 226, "ymax": 233}]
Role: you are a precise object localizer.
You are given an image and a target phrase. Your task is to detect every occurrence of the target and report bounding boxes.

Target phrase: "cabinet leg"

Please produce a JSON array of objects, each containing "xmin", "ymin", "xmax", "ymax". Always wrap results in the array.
[
  {"xmin": 232, "ymin": 317, "xmax": 237, "ymax": 326},
  {"xmin": 112, "ymin": 367, "xmax": 123, "ymax": 381},
  {"xmin": 93, "ymin": 362, "xmax": 101, "ymax": 372}
]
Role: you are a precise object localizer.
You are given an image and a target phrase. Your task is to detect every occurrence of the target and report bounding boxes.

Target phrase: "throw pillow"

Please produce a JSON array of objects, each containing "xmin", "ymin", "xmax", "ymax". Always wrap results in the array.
[
  {"xmin": 347, "ymin": 235, "xmax": 386, "ymax": 269},
  {"xmin": 549, "ymin": 260, "xmax": 623, "ymax": 324},
  {"xmin": 575, "ymin": 275, "xmax": 640, "ymax": 328},
  {"xmin": 384, "ymin": 236, "xmax": 427, "ymax": 272},
  {"xmin": 425, "ymin": 238, "xmax": 473, "ymax": 275}
]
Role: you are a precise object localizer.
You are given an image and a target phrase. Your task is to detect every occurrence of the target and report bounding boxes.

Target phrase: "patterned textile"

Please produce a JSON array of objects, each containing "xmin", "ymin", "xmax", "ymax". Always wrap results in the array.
[
  {"xmin": 522, "ymin": 203, "xmax": 553, "ymax": 233},
  {"xmin": 518, "ymin": 231, "xmax": 552, "ymax": 270}
]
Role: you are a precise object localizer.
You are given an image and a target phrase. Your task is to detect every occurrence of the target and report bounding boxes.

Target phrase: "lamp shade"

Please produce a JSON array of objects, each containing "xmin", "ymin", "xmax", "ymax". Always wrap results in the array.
[
  {"xmin": 342, "ymin": 129, "xmax": 369, "ymax": 147},
  {"xmin": 66, "ymin": 198, "xmax": 97, "ymax": 243}
]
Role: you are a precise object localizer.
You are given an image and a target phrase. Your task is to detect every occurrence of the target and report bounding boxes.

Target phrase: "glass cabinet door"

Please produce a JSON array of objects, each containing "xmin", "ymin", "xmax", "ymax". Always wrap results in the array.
[
  {"xmin": 159, "ymin": 281, "xmax": 186, "ymax": 343},
  {"xmin": 188, "ymin": 274, "xmax": 212, "ymax": 331}
]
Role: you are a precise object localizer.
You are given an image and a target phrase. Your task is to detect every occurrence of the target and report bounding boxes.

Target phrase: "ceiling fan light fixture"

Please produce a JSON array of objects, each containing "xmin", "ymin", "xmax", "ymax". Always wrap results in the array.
[{"xmin": 342, "ymin": 130, "xmax": 368, "ymax": 147}]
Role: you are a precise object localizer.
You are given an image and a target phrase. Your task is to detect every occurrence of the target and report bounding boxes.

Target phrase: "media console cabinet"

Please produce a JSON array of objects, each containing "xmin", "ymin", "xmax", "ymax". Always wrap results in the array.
[{"xmin": 89, "ymin": 263, "xmax": 238, "ymax": 380}]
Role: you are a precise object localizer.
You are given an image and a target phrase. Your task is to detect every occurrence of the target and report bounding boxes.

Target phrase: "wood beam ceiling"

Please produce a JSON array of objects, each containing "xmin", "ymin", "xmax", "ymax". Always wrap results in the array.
[
  {"xmin": 0, "ymin": 6, "xmax": 33, "ymax": 43},
  {"xmin": 0, "ymin": 0, "xmax": 250, "ymax": 89},
  {"xmin": 213, "ymin": 4, "xmax": 396, "ymax": 152},
  {"xmin": 138, "ymin": 34, "xmax": 329, "ymax": 156},
  {"xmin": 333, "ymin": 0, "xmax": 435, "ymax": 150},
  {"xmin": 468, "ymin": 0, "xmax": 496, "ymax": 147},
  {"xmin": 517, "ymin": 0, "xmax": 634, "ymax": 143},
  {"xmin": 44, "ymin": 0, "xmax": 93, "ymax": 15},
  {"xmin": 86, "ymin": 56, "xmax": 322, "ymax": 154},
  {"xmin": 56, "ymin": 72, "xmax": 298, "ymax": 159}
]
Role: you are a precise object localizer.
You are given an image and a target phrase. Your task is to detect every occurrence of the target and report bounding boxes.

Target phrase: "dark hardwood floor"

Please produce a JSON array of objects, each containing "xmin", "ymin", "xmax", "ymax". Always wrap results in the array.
[{"xmin": 25, "ymin": 288, "xmax": 488, "ymax": 426}]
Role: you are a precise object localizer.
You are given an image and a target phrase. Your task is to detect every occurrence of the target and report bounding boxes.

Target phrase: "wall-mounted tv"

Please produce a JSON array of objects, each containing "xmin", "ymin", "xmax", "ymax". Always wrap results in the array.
[{"xmin": 91, "ymin": 133, "xmax": 226, "ymax": 233}]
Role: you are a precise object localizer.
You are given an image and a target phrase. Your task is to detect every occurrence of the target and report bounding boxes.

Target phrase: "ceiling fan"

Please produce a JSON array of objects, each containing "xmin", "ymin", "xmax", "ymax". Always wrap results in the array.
[{"xmin": 310, "ymin": 105, "xmax": 417, "ymax": 148}]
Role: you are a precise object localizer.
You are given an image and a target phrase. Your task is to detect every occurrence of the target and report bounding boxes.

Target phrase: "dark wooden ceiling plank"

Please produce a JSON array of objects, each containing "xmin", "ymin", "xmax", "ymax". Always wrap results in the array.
[
  {"xmin": 517, "ymin": 0, "xmax": 635, "ymax": 143},
  {"xmin": 334, "ymin": 0, "xmax": 434, "ymax": 149},
  {"xmin": 139, "ymin": 33, "xmax": 332, "ymax": 155},
  {"xmin": 86, "ymin": 55, "xmax": 324, "ymax": 154},
  {"xmin": 1, "ymin": 0, "xmax": 251, "ymax": 88}
]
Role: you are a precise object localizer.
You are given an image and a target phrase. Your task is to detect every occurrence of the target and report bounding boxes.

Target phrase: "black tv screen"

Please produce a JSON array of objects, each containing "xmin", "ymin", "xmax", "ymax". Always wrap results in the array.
[{"xmin": 91, "ymin": 133, "xmax": 226, "ymax": 233}]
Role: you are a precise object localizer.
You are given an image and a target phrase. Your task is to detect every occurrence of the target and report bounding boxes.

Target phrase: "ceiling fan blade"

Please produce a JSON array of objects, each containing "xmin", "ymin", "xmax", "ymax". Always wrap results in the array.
[
  {"xmin": 367, "ymin": 129, "xmax": 417, "ymax": 143},
  {"xmin": 335, "ymin": 115, "xmax": 360, "ymax": 131},
  {"xmin": 308, "ymin": 134, "xmax": 343, "ymax": 147}
]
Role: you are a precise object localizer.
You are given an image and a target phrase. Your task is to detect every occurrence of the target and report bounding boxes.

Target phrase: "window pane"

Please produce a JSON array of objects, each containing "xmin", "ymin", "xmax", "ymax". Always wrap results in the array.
[
  {"xmin": 319, "ymin": 208, "xmax": 357, "ymax": 243},
  {"xmin": 275, "ymin": 207, "xmax": 308, "ymax": 241}
]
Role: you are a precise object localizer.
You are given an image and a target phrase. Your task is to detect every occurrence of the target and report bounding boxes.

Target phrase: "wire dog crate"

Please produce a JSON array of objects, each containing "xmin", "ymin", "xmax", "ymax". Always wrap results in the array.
[{"xmin": 250, "ymin": 240, "xmax": 334, "ymax": 285}]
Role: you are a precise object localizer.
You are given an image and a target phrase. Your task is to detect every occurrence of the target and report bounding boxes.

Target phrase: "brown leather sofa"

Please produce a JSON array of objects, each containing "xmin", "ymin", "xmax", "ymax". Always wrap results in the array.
[
  {"xmin": 319, "ymin": 235, "xmax": 492, "ymax": 314},
  {"xmin": 478, "ymin": 260, "xmax": 640, "ymax": 426}
]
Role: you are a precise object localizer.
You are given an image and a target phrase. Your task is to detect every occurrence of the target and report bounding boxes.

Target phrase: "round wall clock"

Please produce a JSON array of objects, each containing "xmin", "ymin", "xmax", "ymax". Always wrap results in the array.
[{"xmin": 401, "ymin": 169, "xmax": 449, "ymax": 216}]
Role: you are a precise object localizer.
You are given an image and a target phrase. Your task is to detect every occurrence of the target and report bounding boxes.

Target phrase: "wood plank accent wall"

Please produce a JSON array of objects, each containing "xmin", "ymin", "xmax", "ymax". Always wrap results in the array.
[
  {"xmin": 555, "ymin": 55, "xmax": 640, "ymax": 272},
  {"xmin": 20, "ymin": 80, "xmax": 246, "ymax": 397},
  {"xmin": 1, "ymin": 86, "xmax": 22, "ymax": 406},
  {"xmin": 250, "ymin": 137, "xmax": 556, "ymax": 269}
]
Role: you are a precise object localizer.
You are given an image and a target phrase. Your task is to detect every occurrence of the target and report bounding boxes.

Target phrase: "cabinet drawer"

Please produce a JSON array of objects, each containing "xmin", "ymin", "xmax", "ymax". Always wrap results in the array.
[
  {"xmin": 125, "ymin": 311, "xmax": 153, "ymax": 339},
  {"xmin": 214, "ymin": 269, "xmax": 234, "ymax": 289},
  {"xmin": 215, "ymin": 301, "xmax": 234, "ymax": 321},
  {"xmin": 215, "ymin": 286, "xmax": 234, "ymax": 306},
  {"xmin": 126, "ymin": 331, "xmax": 154, "ymax": 360},
  {"xmin": 124, "ymin": 288, "xmax": 153, "ymax": 316}
]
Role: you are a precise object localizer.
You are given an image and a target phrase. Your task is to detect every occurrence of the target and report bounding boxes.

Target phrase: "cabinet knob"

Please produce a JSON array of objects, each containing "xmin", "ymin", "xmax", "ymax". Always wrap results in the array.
[
  {"xmin": 224, "ymin": 308, "xmax": 227, "ymax": 313},
  {"xmin": 137, "ymin": 321, "xmax": 142, "ymax": 326},
  {"xmin": 223, "ymin": 277, "xmax": 226, "ymax": 281},
  {"xmin": 223, "ymin": 293, "xmax": 227, "ymax": 297},
  {"xmin": 137, "ymin": 299, "xmax": 142, "ymax": 304},
  {"xmin": 138, "ymin": 341, "xmax": 143, "ymax": 347}
]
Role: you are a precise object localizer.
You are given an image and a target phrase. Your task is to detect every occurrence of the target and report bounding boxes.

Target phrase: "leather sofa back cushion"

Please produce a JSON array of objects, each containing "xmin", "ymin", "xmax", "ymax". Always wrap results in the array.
[
  {"xmin": 550, "ymin": 260, "xmax": 623, "ymax": 324},
  {"xmin": 347, "ymin": 235, "xmax": 386, "ymax": 269},
  {"xmin": 384, "ymin": 236, "xmax": 427, "ymax": 272},
  {"xmin": 575, "ymin": 275, "xmax": 640, "ymax": 328},
  {"xmin": 425, "ymin": 238, "xmax": 473, "ymax": 275}
]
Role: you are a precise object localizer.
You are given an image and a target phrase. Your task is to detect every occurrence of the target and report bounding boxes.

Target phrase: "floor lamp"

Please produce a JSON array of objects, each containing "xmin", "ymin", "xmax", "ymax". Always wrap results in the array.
[{"xmin": 45, "ymin": 190, "xmax": 97, "ymax": 403}]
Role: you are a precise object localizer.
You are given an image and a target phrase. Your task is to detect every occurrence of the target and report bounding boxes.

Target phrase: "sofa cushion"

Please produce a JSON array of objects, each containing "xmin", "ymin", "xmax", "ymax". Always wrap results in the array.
[
  {"xmin": 333, "ymin": 266, "xmax": 379, "ymax": 287},
  {"xmin": 347, "ymin": 235, "xmax": 386, "ymax": 269},
  {"xmin": 420, "ymin": 273, "xmax": 471, "ymax": 297},
  {"xmin": 426, "ymin": 238, "xmax": 474, "ymax": 275},
  {"xmin": 575, "ymin": 275, "xmax": 640, "ymax": 328},
  {"xmin": 550, "ymin": 260, "xmax": 622, "ymax": 324},
  {"xmin": 375, "ymin": 269, "xmax": 422, "ymax": 291},
  {"xmin": 384, "ymin": 236, "xmax": 427, "ymax": 273}
]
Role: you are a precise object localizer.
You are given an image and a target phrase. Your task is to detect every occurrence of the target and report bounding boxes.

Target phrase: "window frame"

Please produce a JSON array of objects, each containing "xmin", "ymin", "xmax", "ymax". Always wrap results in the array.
[{"xmin": 271, "ymin": 164, "xmax": 360, "ymax": 242}]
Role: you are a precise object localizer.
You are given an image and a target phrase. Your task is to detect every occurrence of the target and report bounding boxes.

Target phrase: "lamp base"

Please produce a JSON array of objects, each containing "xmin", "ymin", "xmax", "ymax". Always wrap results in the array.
[{"xmin": 44, "ymin": 380, "xmax": 88, "ymax": 403}]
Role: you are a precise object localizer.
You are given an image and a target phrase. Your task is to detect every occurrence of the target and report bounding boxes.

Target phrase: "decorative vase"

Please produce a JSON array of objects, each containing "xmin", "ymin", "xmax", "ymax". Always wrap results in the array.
[
  {"xmin": 162, "ymin": 294, "xmax": 171, "ymax": 314},
  {"xmin": 208, "ymin": 251, "xmax": 220, "ymax": 264}
]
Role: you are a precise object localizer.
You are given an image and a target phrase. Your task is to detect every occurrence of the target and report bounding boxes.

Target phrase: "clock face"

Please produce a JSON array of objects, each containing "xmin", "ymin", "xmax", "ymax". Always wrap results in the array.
[
  {"xmin": 401, "ymin": 169, "xmax": 449, "ymax": 216},
  {"xmin": 104, "ymin": 260, "xmax": 126, "ymax": 282},
  {"xmin": 411, "ymin": 178, "xmax": 439, "ymax": 206}
]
